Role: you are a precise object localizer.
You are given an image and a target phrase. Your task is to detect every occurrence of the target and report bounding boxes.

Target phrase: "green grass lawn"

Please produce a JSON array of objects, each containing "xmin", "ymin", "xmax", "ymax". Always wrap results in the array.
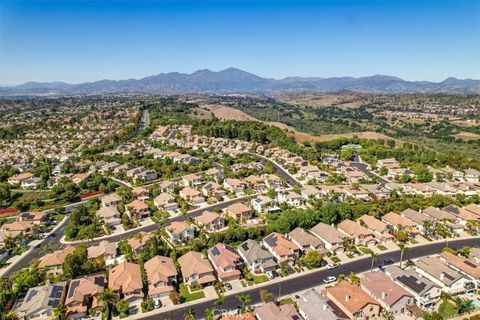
[
  {"xmin": 279, "ymin": 298, "xmax": 296, "ymax": 306},
  {"xmin": 179, "ymin": 283, "xmax": 205, "ymax": 302},
  {"xmin": 358, "ymin": 247, "xmax": 374, "ymax": 255},
  {"xmin": 438, "ymin": 300, "xmax": 458, "ymax": 318},
  {"xmin": 244, "ymin": 273, "xmax": 269, "ymax": 285},
  {"xmin": 376, "ymin": 244, "xmax": 387, "ymax": 251}
]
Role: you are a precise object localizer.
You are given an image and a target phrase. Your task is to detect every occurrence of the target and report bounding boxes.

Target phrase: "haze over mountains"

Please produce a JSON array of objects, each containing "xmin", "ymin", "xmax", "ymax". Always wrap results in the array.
[{"xmin": 1, "ymin": 68, "xmax": 479, "ymax": 96}]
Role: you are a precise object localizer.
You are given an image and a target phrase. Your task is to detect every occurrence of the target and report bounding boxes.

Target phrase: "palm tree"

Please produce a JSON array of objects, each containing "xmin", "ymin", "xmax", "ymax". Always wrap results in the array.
[
  {"xmin": 236, "ymin": 294, "xmax": 251, "ymax": 313},
  {"xmin": 369, "ymin": 252, "xmax": 378, "ymax": 272},
  {"xmin": 204, "ymin": 307, "xmax": 216, "ymax": 320},
  {"xmin": 53, "ymin": 303, "xmax": 66, "ymax": 319},
  {"xmin": 215, "ymin": 292, "xmax": 226, "ymax": 307},
  {"xmin": 184, "ymin": 308, "xmax": 195, "ymax": 320},
  {"xmin": 99, "ymin": 289, "xmax": 116, "ymax": 315}
]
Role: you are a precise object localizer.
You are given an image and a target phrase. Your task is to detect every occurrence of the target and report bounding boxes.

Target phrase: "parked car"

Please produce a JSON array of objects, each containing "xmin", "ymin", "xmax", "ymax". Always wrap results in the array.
[
  {"xmin": 223, "ymin": 282, "xmax": 233, "ymax": 291},
  {"xmin": 323, "ymin": 276, "xmax": 336, "ymax": 284},
  {"xmin": 154, "ymin": 299, "xmax": 162, "ymax": 309},
  {"xmin": 326, "ymin": 263, "xmax": 339, "ymax": 269},
  {"xmin": 266, "ymin": 270, "xmax": 277, "ymax": 279}
]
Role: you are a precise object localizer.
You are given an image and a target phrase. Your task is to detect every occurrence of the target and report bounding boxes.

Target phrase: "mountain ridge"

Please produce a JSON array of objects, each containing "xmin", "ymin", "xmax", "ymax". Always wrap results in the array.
[{"xmin": 1, "ymin": 68, "xmax": 479, "ymax": 96}]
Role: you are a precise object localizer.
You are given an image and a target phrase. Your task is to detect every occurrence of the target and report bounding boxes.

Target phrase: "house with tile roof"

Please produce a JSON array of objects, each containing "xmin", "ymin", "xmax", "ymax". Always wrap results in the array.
[
  {"xmin": 178, "ymin": 251, "xmax": 216, "ymax": 286},
  {"xmin": 263, "ymin": 232, "xmax": 301, "ymax": 264},
  {"xmin": 15, "ymin": 281, "xmax": 67, "ymax": 320},
  {"xmin": 108, "ymin": 262, "xmax": 143, "ymax": 307},
  {"xmin": 237, "ymin": 239, "xmax": 277, "ymax": 273},
  {"xmin": 194, "ymin": 211, "xmax": 225, "ymax": 232},
  {"xmin": 208, "ymin": 243, "xmax": 242, "ymax": 282},
  {"xmin": 144, "ymin": 255, "xmax": 178, "ymax": 300},
  {"xmin": 65, "ymin": 275, "xmax": 105, "ymax": 319},
  {"xmin": 361, "ymin": 271, "xmax": 414, "ymax": 317},
  {"xmin": 310, "ymin": 222, "xmax": 345, "ymax": 254},
  {"xmin": 337, "ymin": 219, "xmax": 376, "ymax": 246},
  {"xmin": 323, "ymin": 281, "xmax": 381, "ymax": 320}
]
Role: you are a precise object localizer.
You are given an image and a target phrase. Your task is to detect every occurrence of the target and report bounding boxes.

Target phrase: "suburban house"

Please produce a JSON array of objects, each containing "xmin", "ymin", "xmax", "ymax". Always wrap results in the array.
[
  {"xmin": 301, "ymin": 186, "xmax": 321, "ymax": 200},
  {"xmin": 100, "ymin": 193, "xmax": 122, "ymax": 207},
  {"xmin": 158, "ymin": 180, "xmax": 176, "ymax": 193},
  {"xmin": 358, "ymin": 214, "xmax": 394, "ymax": 243},
  {"xmin": 179, "ymin": 187, "xmax": 205, "ymax": 205},
  {"xmin": 310, "ymin": 222, "xmax": 345, "ymax": 254},
  {"xmin": 208, "ymin": 243, "xmax": 242, "ymax": 282},
  {"xmin": 96, "ymin": 206, "xmax": 122, "ymax": 227},
  {"xmin": 254, "ymin": 302, "xmax": 301, "ymax": 320},
  {"xmin": 182, "ymin": 173, "xmax": 204, "ymax": 187},
  {"xmin": 132, "ymin": 187, "xmax": 150, "ymax": 200},
  {"xmin": 465, "ymin": 168, "xmax": 480, "ymax": 183},
  {"xmin": 144, "ymin": 255, "xmax": 178, "ymax": 300},
  {"xmin": 277, "ymin": 190, "xmax": 304, "ymax": 207},
  {"xmin": 205, "ymin": 167, "xmax": 225, "ymax": 182},
  {"xmin": 322, "ymin": 281, "xmax": 381, "ymax": 320},
  {"xmin": 8, "ymin": 172, "xmax": 42, "ymax": 188},
  {"xmin": 287, "ymin": 227, "xmax": 327, "ymax": 253},
  {"xmin": 16, "ymin": 212, "xmax": 47, "ymax": 224},
  {"xmin": 153, "ymin": 193, "xmax": 179, "ymax": 213},
  {"xmin": 237, "ymin": 239, "xmax": 277, "ymax": 273},
  {"xmin": 298, "ymin": 289, "xmax": 349, "ymax": 320},
  {"xmin": 385, "ymin": 265, "xmax": 441, "ymax": 309},
  {"xmin": 178, "ymin": 251, "xmax": 216, "ymax": 286},
  {"xmin": 125, "ymin": 200, "xmax": 150, "ymax": 219},
  {"xmin": 337, "ymin": 219, "xmax": 376, "ymax": 246},
  {"xmin": 194, "ymin": 211, "xmax": 225, "ymax": 232},
  {"xmin": 415, "ymin": 256, "xmax": 476, "ymax": 295},
  {"xmin": 422, "ymin": 206, "xmax": 457, "ymax": 222},
  {"xmin": 440, "ymin": 251, "xmax": 480, "ymax": 286},
  {"xmin": 127, "ymin": 232, "xmax": 153, "ymax": 254},
  {"xmin": 201, "ymin": 182, "xmax": 226, "ymax": 198},
  {"xmin": 65, "ymin": 275, "xmax": 105, "ymax": 319},
  {"xmin": 377, "ymin": 158, "xmax": 400, "ymax": 169},
  {"xmin": 263, "ymin": 174, "xmax": 283, "ymax": 189},
  {"xmin": 224, "ymin": 202, "xmax": 254, "ymax": 222},
  {"xmin": 165, "ymin": 221, "xmax": 194, "ymax": 244},
  {"xmin": 263, "ymin": 232, "xmax": 301, "ymax": 264},
  {"xmin": 360, "ymin": 271, "xmax": 414, "ymax": 317},
  {"xmin": 251, "ymin": 195, "xmax": 280, "ymax": 214},
  {"xmin": 382, "ymin": 211, "xmax": 418, "ymax": 233},
  {"xmin": 108, "ymin": 262, "xmax": 144, "ymax": 308},
  {"xmin": 38, "ymin": 247, "xmax": 76, "ymax": 275},
  {"xmin": 223, "ymin": 178, "xmax": 246, "ymax": 195},
  {"xmin": 400, "ymin": 208, "xmax": 433, "ymax": 228},
  {"xmin": 87, "ymin": 240, "xmax": 118, "ymax": 261},
  {"xmin": 15, "ymin": 281, "xmax": 67, "ymax": 320},
  {"xmin": 443, "ymin": 204, "xmax": 480, "ymax": 224},
  {"xmin": 71, "ymin": 173, "xmax": 91, "ymax": 185}
]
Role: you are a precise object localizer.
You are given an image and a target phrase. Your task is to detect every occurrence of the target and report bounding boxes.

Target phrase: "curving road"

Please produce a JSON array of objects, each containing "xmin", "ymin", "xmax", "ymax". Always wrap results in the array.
[
  {"xmin": 249, "ymin": 153, "xmax": 299, "ymax": 187},
  {"xmin": 133, "ymin": 236, "xmax": 480, "ymax": 320}
]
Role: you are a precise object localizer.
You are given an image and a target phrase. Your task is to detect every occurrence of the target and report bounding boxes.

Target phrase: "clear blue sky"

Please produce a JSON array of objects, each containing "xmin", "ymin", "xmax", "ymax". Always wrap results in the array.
[{"xmin": 1, "ymin": 0, "xmax": 479, "ymax": 85}]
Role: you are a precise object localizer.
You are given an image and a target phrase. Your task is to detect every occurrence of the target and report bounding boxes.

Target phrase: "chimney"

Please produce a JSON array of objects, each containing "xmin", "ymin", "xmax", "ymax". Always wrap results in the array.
[
  {"xmin": 345, "ymin": 295, "xmax": 351, "ymax": 302},
  {"xmin": 382, "ymin": 292, "xmax": 387, "ymax": 300}
]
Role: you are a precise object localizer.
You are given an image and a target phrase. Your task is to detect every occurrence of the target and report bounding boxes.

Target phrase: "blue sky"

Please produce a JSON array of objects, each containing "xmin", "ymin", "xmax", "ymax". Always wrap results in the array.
[{"xmin": 0, "ymin": 0, "xmax": 479, "ymax": 85}]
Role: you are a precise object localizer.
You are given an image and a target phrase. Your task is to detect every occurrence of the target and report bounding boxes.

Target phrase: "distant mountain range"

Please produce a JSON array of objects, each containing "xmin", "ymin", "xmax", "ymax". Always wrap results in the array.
[{"xmin": 1, "ymin": 68, "xmax": 479, "ymax": 96}]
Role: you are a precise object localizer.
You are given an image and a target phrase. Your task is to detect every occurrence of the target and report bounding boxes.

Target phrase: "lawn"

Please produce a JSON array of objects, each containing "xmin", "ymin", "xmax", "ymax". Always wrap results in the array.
[
  {"xmin": 179, "ymin": 283, "xmax": 205, "ymax": 302},
  {"xmin": 330, "ymin": 255, "xmax": 341, "ymax": 263},
  {"xmin": 438, "ymin": 300, "xmax": 458, "ymax": 318},
  {"xmin": 279, "ymin": 298, "xmax": 296, "ymax": 306},
  {"xmin": 244, "ymin": 273, "xmax": 269, "ymax": 285},
  {"xmin": 358, "ymin": 247, "xmax": 374, "ymax": 255},
  {"xmin": 376, "ymin": 244, "xmax": 387, "ymax": 251}
]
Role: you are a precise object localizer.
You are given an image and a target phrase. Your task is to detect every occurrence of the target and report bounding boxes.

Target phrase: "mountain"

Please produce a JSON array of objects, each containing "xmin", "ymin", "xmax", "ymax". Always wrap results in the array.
[{"xmin": 1, "ymin": 68, "xmax": 479, "ymax": 96}]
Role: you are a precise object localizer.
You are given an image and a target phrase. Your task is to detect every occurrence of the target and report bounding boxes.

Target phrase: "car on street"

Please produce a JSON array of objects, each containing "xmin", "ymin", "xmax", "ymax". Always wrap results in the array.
[
  {"xmin": 326, "ymin": 263, "xmax": 339, "ymax": 269},
  {"xmin": 323, "ymin": 276, "xmax": 336, "ymax": 284},
  {"xmin": 383, "ymin": 259, "xmax": 394, "ymax": 266}
]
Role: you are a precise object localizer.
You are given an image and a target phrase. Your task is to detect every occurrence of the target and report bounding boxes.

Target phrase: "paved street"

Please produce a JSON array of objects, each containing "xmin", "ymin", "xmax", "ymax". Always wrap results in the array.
[{"xmin": 132, "ymin": 237, "xmax": 480, "ymax": 320}]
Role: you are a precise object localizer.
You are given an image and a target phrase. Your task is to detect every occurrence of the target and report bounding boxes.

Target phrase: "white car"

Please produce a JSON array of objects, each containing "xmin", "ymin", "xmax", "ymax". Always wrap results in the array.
[
  {"xmin": 266, "ymin": 271, "xmax": 276, "ymax": 279},
  {"xmin": 326, "ymin": 263, "xmax": 339, "ymax": 269},
  {"xmin": 323, "ymin": 276, "xmax": 336, "ymax": 284}
]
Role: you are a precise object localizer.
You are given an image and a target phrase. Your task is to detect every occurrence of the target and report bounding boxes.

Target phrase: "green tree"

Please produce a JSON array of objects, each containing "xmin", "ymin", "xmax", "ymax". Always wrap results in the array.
[
  {"xmin": 116, "ymin": 300, "xmax": 130, "ymax": 318},
  {"xmin": 236, "ymin": 294, "xmax": 252, "ymax": 313},
  {"xmin": 301, "ymin": 250, "xmax": 323, "ymax": 269},
  {"xmin": 259, "ymin": 289, "xmax": 274, "ymax": 304}
]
